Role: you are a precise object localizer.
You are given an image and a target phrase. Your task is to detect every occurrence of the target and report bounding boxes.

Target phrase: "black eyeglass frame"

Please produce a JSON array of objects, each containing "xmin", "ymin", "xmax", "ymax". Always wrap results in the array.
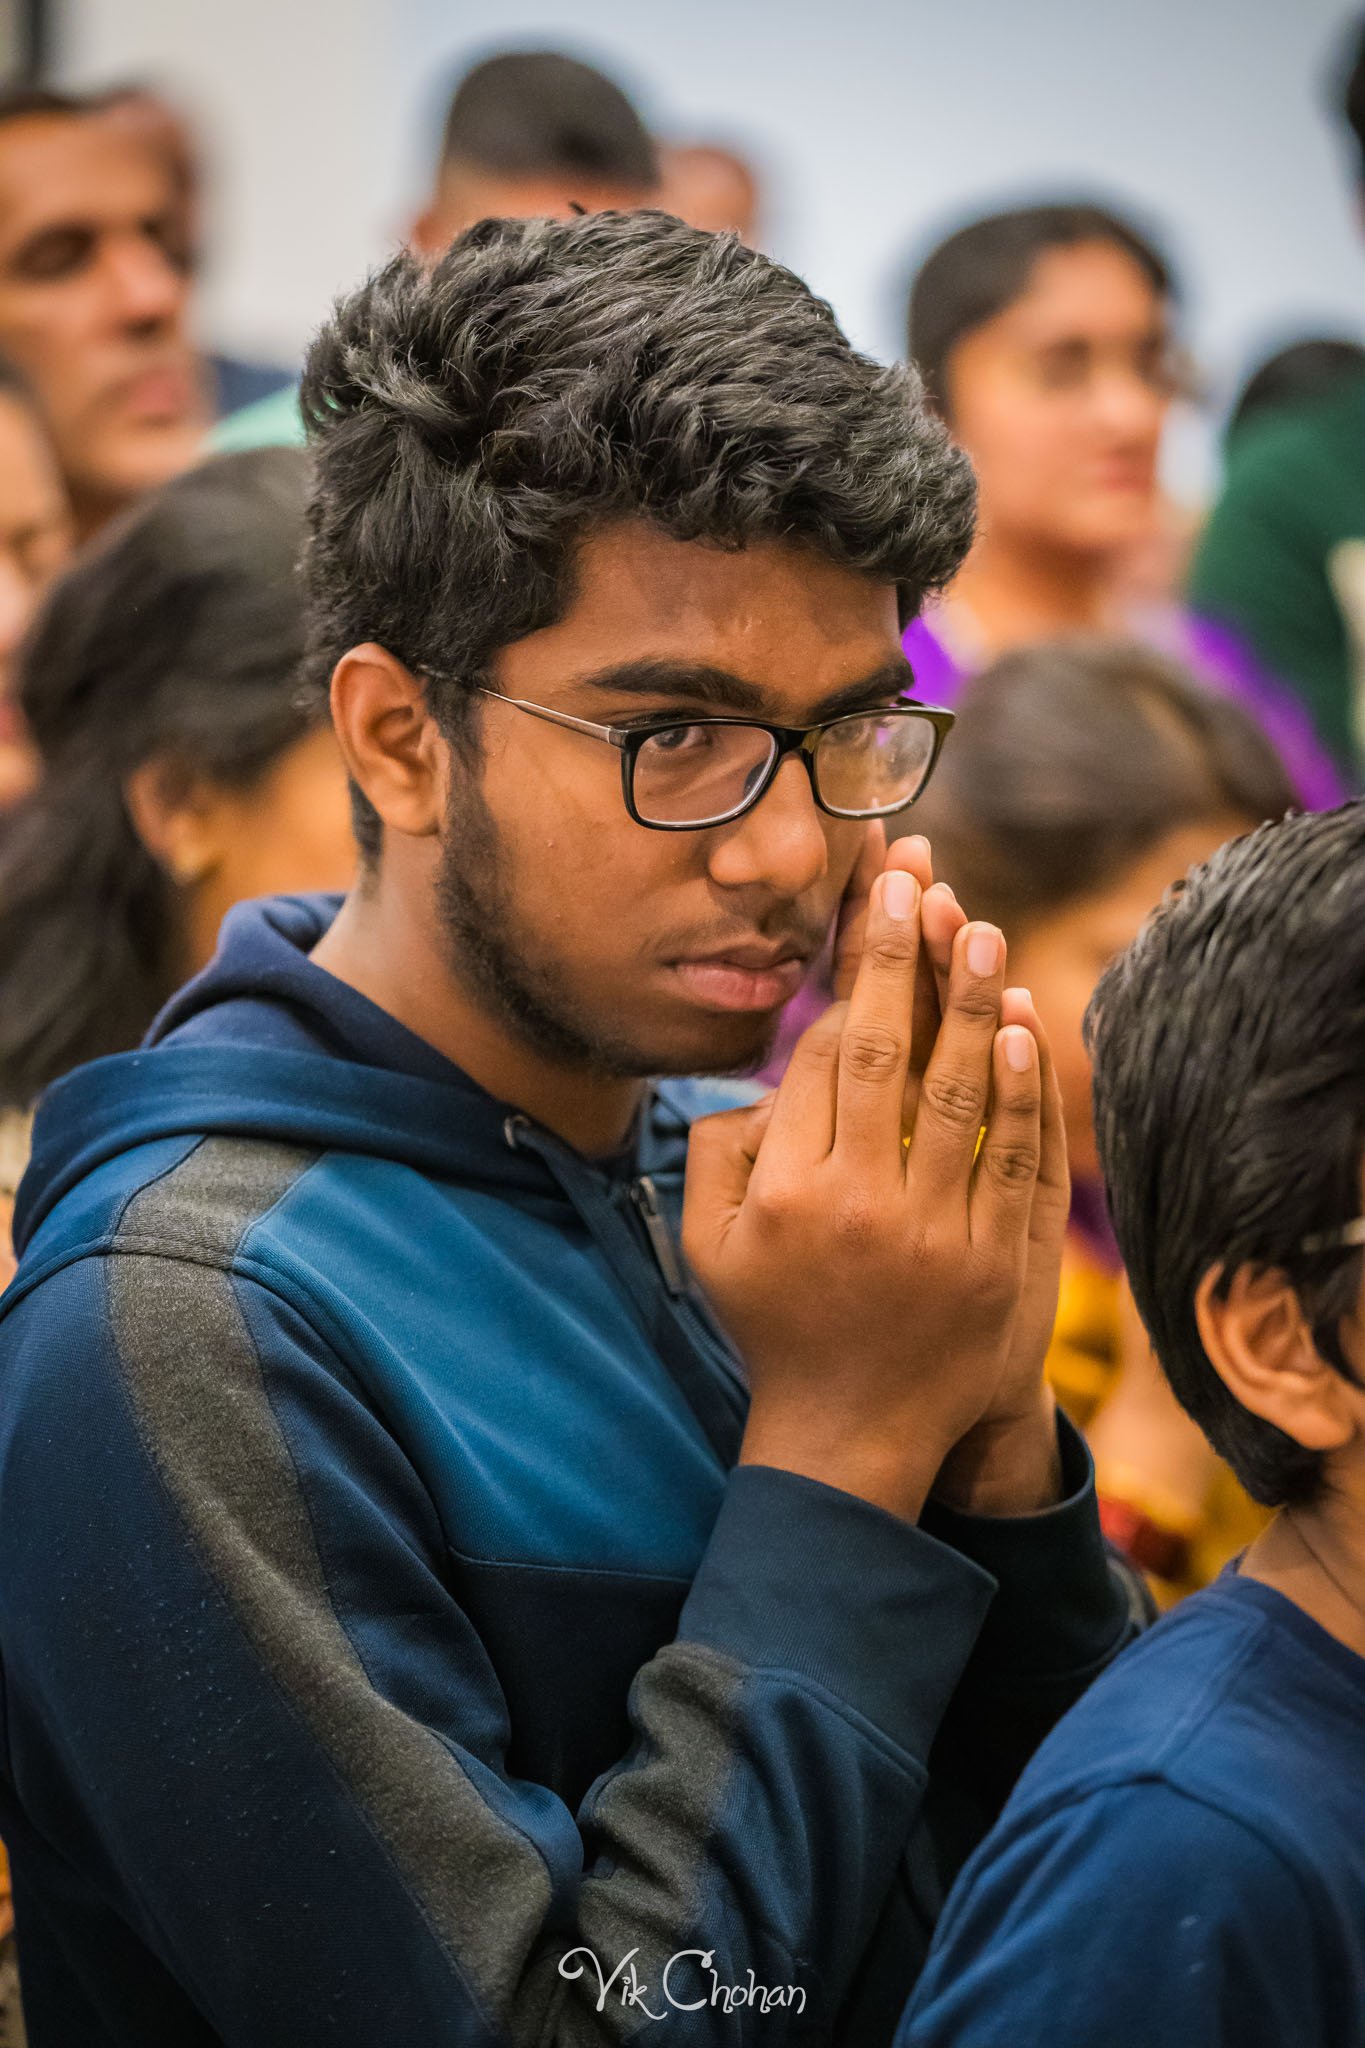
[{"xmin": 452, "ymin": 681, "xmax": 956, "ymax": 831}]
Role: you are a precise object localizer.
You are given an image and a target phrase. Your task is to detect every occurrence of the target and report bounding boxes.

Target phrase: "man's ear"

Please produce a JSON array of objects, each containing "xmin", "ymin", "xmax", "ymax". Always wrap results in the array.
[
  {"xmin": 329, "ymin": 644, "xmax": 449, "ymax": 841},
  {"xmin": 1195, "ymin": 1262, "xmax": 1356, "ymax": 1453},
  {"xmin": 407, "ymin": 205, "xmax": 445, "ymax": 260}
]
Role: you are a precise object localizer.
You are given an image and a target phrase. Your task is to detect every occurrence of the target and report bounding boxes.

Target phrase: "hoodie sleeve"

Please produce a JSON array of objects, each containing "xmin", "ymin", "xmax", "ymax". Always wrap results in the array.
[
  {"xmin": 918, "ymin": 1415, "xmax": 1151, "ymax": 1815},
  {"xmin": 0, "ymin": 1247, "xmax": 997, "ymax": 2048}
]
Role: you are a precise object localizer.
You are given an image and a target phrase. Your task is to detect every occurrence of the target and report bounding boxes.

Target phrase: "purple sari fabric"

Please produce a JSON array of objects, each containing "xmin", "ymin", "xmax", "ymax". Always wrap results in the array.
[
  {"xmin": 756, "ymin": 607, "xmax": 1347, "ymax": 1088},
  {"xmin": 902, "ymin": 610, "xmax": 1348, "ymax": 812},
  {"xmin": 1068, "ymin": 1174, "xmax": 1123, "ymax": 1275}
]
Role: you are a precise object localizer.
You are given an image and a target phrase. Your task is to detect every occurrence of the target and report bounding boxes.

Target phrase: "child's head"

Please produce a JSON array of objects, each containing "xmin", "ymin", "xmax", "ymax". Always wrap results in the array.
[
  {"xmin": 911, "ymin": 639, "xmax": 1296, "ymax": 1174},
  {"xmin": 1087, "ymin": 803, "xmax": 1365, "ymax": 1508}
]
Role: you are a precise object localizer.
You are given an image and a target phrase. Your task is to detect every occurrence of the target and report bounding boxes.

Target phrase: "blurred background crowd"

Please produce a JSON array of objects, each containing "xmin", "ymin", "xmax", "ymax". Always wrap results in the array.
[{"xmin": 0, "ymin": 0, "xmax": 1363, "ymax": 2030}]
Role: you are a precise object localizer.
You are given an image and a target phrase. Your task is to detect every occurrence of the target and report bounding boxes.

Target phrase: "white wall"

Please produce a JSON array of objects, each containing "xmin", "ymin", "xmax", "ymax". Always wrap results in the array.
[{"xmin": 60, "ymin": 0, "xmax": 1365, "ymax": 481}]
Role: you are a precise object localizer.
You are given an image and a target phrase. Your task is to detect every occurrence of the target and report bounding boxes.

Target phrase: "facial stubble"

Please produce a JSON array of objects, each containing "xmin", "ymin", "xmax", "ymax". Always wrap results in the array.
[{"xmin": 434, "ymin": 768, "xmax": 783, "ymax": 1081}]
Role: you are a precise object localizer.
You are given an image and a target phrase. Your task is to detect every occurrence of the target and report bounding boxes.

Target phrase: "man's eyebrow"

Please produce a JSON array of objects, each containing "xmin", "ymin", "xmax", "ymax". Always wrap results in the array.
[
  {"xmin": 808, "ymin": 662, "xmax": 917, "ymax": 720},
  {"xmin": 578, "ymin": 660, "xmax": 768, "ymax": 712},
  {"xmin": 577, "ymin": 657, "xmax": 915, "ymax": 719}
]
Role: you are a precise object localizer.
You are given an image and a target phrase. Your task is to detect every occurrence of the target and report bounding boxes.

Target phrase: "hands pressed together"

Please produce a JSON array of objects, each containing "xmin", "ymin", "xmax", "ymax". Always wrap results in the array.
[{"xmin": 683, "ymin": 829, "xmax": 1070, "ymax": 1524}]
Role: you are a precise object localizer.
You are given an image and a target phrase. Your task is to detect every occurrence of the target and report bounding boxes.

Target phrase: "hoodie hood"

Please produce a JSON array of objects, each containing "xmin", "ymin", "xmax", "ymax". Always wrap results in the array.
[{"xmin": 13, "ymin": 893, "xmax": 731, "ymax": 1257}]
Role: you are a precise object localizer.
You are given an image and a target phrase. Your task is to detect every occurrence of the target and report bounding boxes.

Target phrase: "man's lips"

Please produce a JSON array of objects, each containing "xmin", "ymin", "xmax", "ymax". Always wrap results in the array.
[
  {"xmin": 112, "ymin": 362, "xmax": 198, "ymax": 422},
  {"xmin": 665, "ymin": 944, "xmax": 814, "ymax": 1014}
]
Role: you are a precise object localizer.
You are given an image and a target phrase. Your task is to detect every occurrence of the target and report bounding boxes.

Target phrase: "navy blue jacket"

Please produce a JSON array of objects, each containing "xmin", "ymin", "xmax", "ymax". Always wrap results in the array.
[{"xmin": 0, "ymin": 895, "xmax": 1143, "ymax": 2046}]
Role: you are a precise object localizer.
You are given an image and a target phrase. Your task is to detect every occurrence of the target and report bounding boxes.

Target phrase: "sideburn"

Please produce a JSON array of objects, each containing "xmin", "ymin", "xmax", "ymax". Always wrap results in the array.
[{"xmin": 434, "ymin": 758, "xmax": 665, "ymax": 1080}]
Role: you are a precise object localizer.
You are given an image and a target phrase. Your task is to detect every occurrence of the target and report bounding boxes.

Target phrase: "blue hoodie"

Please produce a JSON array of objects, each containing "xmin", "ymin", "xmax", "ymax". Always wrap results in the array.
[{"xmin": 0, "ymin": 895, "xmax": 1142, "ymax": 2047}]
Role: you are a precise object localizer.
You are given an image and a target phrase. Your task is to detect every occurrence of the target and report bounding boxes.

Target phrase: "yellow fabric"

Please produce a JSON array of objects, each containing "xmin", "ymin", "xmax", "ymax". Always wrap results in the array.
[
  {"xmin": 1045, "ymin": 1230, "xmax": 1267, "ymax": 1599},
  {"xmin": 1046, "ymin": 1249, "xmax": 1122, "ymax": 1433}
]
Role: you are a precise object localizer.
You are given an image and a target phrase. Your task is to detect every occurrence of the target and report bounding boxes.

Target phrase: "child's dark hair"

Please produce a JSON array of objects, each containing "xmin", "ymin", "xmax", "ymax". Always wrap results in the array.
[
  {"xmin": 909, "ymin": 639, "xmax": 1297, "ymax": 937},
  {"xmin": 1086, "ymin": 803, "xmax": 1365, "ymax": 1506},
  {"xmin": 0, "ymin": 448, "xmax": 315, "ymax": 1108}
]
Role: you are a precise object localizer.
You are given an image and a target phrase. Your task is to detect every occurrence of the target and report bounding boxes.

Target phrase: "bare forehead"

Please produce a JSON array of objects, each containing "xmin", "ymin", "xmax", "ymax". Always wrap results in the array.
[
  {"xmin": 997, "ymin": 240, "xmax": 1167, "ymax": 340},
  {"xmin": 499, "ymin": 521, "xmax": 904, "ymax": 710},
  {"xmin": 0, "ymin": 115, "xmax": 176, "ymax": 241},
  {"xmin": 565, "ymin": 522, "xmax": 900, "ymax": 661},
  {"xmin": 442, "ymin": 164, "xmax": 645, "ymax": 224}
]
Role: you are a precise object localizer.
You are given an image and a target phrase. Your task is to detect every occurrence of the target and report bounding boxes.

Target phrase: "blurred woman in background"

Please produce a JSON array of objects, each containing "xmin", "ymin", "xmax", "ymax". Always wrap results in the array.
[
  {"xmin": 0, "ymin": 358, "xmax": 73, "ymax": 809},
  {"xmin": 903, "ymin": 202, "xmax": 1344, "ymax": 809},
  {"xmin": 0, "ymin": 446, "xmax": 354, "ymax": 1239},
  {"xmin": 0, "ymin": 446, "xmax": 353, "ymax": 2034},
  {"xmin": 912, "ymin": 637, "xmax": 1297, "ymax": 1598}
]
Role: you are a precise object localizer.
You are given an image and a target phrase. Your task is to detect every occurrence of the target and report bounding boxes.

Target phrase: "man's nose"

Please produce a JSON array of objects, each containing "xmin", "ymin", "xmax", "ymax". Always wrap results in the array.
[
  {"xmin": 103, "ymin": 232, "xmax": 186, "ymax": 333},
  {"xmin": 705, "ymin": 751, "xmax": 830, "ymax": 897}
]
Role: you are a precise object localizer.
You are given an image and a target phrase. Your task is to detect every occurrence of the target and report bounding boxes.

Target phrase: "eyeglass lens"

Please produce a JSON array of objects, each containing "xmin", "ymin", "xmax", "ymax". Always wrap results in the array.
[
  {"xmin": 814, "ymin": 710, "xmax": 938, "ymax": 816},
  {"xmin": 630, "ymin": 710, "xmax": 937, "ymax": 826}
]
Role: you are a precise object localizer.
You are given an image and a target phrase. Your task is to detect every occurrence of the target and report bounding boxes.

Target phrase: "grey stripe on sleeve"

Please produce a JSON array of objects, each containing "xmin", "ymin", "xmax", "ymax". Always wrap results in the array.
[
  {"xmin": 112, "ymin": 1135, "xmax": 750, "ymax": 2046},
  {"xmin": 111, "ymin": 1137, "xmax": 552, "ymax": 2025}
]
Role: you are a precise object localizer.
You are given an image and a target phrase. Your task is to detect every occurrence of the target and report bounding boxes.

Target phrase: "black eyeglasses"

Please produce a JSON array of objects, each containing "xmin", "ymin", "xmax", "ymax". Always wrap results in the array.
[{"xmin": 458, "ymin": 683, "xmax": 955, "ymax": 830}]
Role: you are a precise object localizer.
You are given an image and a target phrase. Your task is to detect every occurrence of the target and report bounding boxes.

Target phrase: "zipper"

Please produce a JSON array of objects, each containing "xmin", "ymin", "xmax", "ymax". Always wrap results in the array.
[
  {"xmin": 511, "ymin": 1114, "xmax": 687, "ymax": 1302},
  {"xmin": 502, "ymin": 1107, "xmax": 744, "ymax": 1452},
  {"xmin": 630, "ymin": 1174, "xmax": 686, "ymax": 1296},
  {"xmin": 509, "ymin": 1111, "xmax": 689, "ymax": 1302}
]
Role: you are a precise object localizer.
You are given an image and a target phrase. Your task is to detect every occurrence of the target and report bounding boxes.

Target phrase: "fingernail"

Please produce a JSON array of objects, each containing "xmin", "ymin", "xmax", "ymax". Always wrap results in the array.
[
  {"xmin": 1002, "ymin": 1026, "xmax": 1033, "ymax": 1072},
  {"xmin": 882, "ymin": 870, "xmax": 916, "ymax": 921},
  {"xmin": 966, "ymin": 925, "xmax": 1001, "ymax": 977},
  {"xmin": 1004, "ymin": 984, "xmax": 1031, "ymax": 1005},
  {"xmin": 934, "ymin": 883, "xmax": 957, "ymax": 904}
]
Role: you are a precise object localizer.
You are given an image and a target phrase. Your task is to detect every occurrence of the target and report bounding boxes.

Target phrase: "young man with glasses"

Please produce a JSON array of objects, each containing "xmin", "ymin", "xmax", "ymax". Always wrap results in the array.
[
  {"xmin": 0, "ymin": 212, "xmax": 1141, "ymax": 2047},
  {"xmin": 901, "ymin": 800, "xmax": 1365, "ymax": 2048}
]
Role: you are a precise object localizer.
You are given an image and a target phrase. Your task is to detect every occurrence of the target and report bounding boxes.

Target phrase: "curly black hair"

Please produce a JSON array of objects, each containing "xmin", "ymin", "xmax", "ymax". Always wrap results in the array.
[{"xmin": 299, "ymin": 208, "xmax": 977, "ymax": 858}]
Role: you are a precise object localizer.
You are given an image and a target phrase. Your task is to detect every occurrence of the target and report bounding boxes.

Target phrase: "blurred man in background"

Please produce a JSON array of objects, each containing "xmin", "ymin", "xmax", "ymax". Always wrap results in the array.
[
  {"xmin": 1189, "ymin": 17, "xmax": 1365, "ymax": 787},
  {"xmin": 98, "ymin": 82, "xmax": 296, "ymax": 417},
  {"xmin": 660, "ymin": 140, "xmax": 763, "ymax": 243},
  {"xmin": 409, "ymin": 47, "xmax": 659, "ymax": 256},
  {"xmin": 0, "ymin": 357, "xmax": 72, "ymax": 808},
  {"xmin": 217, "ymin": 46, "xmax": 662, "ymax": 452},
  {"xmin": 0, "ymin": 86, "xmax": 207, "ymax": 540}
]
